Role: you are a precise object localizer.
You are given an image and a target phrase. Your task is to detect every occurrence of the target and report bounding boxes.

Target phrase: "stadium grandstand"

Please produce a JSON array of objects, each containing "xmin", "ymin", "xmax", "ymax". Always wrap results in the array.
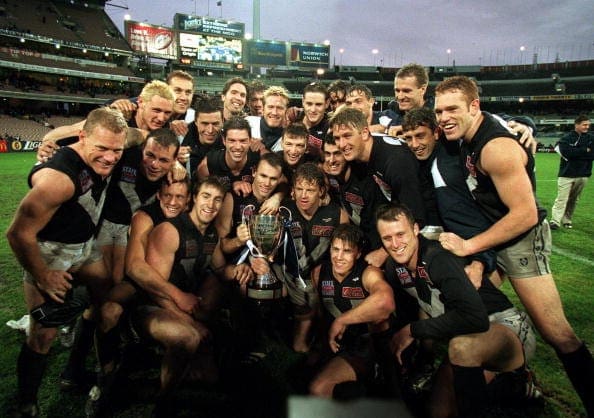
[{"xmin": 1, "ymin": 0, "xmax": 593, "ymax": 148}]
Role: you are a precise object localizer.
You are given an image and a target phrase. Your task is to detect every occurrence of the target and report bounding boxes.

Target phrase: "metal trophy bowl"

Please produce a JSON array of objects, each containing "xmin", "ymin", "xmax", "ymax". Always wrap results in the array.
[{"xmin": 242, "ymin": 205, "xmax": 290, "ymax": 302}]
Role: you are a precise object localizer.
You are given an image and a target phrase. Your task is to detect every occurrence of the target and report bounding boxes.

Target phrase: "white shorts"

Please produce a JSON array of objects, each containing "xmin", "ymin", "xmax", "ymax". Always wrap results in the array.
[{"xmin": 24, "ymin": 239, "xmax": 103, "ymax": 284}]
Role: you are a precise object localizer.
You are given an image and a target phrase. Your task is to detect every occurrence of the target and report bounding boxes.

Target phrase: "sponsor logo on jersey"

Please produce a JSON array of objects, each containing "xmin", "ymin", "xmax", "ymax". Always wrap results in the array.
[
  {"xmin": 417, "ymin": 264, "xmax": 434, "ymax": 286},
  {"xmin": 321, "ymin": 280, "xmax": 334, "ymax": 296},
  {"xmin": 311, "ymin": 225, "xmax": 334, "ymax": 237},
  {"xmin": 290, "ymin": 221, "xmax": 303, "ymax": 238},
  {"xmin": 372, "ymin": 174, "xmax": 392, "ymax": 200},
  {"xmin": 351, "ymin": 276, "xmax": 360, "ymax": 282},
  {"xmin": 308, "ymin": 134, "xmax": 323, "ymax": 149},
  {"xmin": 396, "ymin": 266, "xmax": 414, "ymax": 286},
  {"xmin": 342, "ymin": 286, "xmax": 365, "ymax": 298},
  {"xmin": 185, "ymin": 239, "xmax": 199, "ymax": 257},
  {"xmin": 344, "ymin": 191, "xmax": 364, "ymax": 205},
  {"xmin": 79, "ymin": 170, "xmax": 94, "ymax": 193},
  {"xmin": 121, "ymin": 166, "xmax": 138, "ymax": 184},
  {"xmin": 203, "ymin": 241, "xmax": 216, "ymax": 254},
  {"xmin": 465, "ymin": 155, "xmax": 477, "ymax": 178},
  {"xmin": 322, "ymin": 217, "xmax": 332, "ymax": 223}
]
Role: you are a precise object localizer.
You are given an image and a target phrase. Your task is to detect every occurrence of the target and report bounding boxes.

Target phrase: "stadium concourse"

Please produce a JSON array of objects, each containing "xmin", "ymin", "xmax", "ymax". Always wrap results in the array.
[{"xmin": 1, "ymin": 1, "xmax": 594, "ymax": 418}]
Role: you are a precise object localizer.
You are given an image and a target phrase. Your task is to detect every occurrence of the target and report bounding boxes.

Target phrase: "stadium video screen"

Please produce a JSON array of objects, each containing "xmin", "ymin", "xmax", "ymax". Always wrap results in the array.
[
  {"xmin": 125, "ymin": 21, "xmax": 177, "ymax": 60},
  {"xmin": 178, "ymin": 32, "xmax": 242, "ymax": 65}
]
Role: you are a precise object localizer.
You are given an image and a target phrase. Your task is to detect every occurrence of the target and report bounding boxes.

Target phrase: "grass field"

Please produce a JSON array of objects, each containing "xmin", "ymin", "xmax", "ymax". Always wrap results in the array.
[{"xmin": 0, "ymin": 151, "xmax": 592, "ymax": 417}]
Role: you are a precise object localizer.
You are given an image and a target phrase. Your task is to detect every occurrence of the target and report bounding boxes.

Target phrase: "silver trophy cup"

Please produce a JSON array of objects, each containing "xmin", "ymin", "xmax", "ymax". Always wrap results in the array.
[{"xmin": 242, "ymin": 205, "xmax": 290, "ymax": 301}]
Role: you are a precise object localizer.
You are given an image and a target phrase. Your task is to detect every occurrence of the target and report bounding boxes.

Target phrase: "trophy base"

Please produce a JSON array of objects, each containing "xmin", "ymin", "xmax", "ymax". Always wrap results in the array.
[{"xmin": 247, "ymin": 281, "xmax": 283, "ymax": 303}]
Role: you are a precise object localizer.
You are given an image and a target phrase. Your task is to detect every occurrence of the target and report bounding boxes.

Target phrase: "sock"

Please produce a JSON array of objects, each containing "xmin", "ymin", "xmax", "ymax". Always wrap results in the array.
[
  {"xmin": 63, "ymin": 317, "xmax": 95, "ymax": 378},
  {"xmin": 17, "ymin": 343, "xmax": 48, "ymax": 405},
  {"xmin": 557, "ymin": 343, "xmax": 594, "ymax": 417},
  {"xmin": 452, "ymin": 364, "xmax": 487, "ymax": 417},
  {"xmin": 95, "ymin": 327, "xmax": 121, "ymax": 372},
  {"xmin": 372, "ymin": 329, "xmax": 402, "ymax": 397}
]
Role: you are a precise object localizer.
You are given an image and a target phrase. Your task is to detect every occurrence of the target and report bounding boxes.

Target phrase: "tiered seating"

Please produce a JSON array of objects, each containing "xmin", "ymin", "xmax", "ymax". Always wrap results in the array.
[{"xmin": 0, "ymin": 114, "xmax": 51, "ymax": 141}]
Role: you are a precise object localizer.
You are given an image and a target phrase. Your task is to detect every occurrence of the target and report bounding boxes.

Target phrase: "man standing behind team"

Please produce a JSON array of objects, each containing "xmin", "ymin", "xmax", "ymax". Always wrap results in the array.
[
  {"xmin": 435, "ymin": 76, "xmax": 594, "ymax": 417},
  {"xmin": 550, "ymin": 114, "xmax": 593, "ymax": 230},
  {"xmin": 6, "ymin": 108, "xmax": 127, "ymax": 417}
]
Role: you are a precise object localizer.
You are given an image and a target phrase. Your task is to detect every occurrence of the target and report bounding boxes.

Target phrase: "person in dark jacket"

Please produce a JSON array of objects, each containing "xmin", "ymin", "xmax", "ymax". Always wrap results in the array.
[{"xmin": 550, "ymin": 114, "xmax": 593, "ymax": 229}]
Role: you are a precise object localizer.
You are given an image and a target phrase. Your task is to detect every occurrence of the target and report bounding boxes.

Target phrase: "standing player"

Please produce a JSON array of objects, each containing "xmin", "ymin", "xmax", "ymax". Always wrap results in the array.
[
  {"xmin": 6, "ymin": 108, "xmax": 127, "ymax": 417},
  {"xmin": 435, "ymin": 76, "xmax": 594, "ymax": 417}
]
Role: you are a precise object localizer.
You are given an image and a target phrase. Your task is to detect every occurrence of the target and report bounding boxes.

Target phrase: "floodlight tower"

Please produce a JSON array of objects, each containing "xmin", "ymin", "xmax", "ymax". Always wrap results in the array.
[{"xmin": 253, "ymin": 0, "xmax": 260, "ymax": 40}]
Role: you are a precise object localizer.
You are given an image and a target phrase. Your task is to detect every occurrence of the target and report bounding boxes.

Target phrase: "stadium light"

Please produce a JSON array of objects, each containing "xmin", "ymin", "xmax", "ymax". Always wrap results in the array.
[
  {"xmin": 124, "ymin": 14, "xmax": 131, "ymax": 21},
  {"xmin": 323, "ymin": 39, "xmax": 330, "ymax": 46},
  {"xmin": 245, "ymin": 33, "xmax": 253, "ymax": 40}
]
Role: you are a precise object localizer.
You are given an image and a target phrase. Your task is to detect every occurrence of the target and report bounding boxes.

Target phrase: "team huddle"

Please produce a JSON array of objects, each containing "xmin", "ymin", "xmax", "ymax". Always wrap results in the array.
[{"xmin": 7, "ymin": 66, "xmax": 594, "ymax": 418}]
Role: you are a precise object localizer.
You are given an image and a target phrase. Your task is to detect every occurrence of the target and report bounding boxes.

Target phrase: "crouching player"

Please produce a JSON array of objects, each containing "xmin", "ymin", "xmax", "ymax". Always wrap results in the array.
[
  {"xmin": 377, "ymin": 204, "xmax": 539, "ymax": 418},
  {"xmin": 309, "ymin": 224, "xmax": 394, "ymax": 398}
]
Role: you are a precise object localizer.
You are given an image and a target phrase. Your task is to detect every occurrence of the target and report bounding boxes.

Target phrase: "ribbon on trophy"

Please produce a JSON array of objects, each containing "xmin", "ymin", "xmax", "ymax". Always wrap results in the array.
[{"xmin": 236, "ymin": 205, "xmax": 307, "ymax": 290}]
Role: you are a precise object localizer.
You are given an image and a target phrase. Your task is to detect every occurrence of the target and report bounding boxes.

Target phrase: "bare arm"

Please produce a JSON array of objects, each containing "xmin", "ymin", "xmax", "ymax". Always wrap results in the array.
[
  {"xmin": 339, "ymin": 208, "xmax": 350, "ymax": 224},
  {"xmin": 210, "ymin": 240, "xmax": 254, "ymax": 285},
  {"xmin": 140, "ymin": 222, "xmax": 200, "ymax": 313},
  {"xmin": 216, "ymin": 193, "xmax": 246, "ymax": 255},
  {"xmin": 328, "ymin": 266, "xmax": 395, "ymax": 352},
  {"xmin": 441, "ymin": 137, "xmax": 538, "ymax": 256},
  {"xmin": 42, "ymin": 120, "xmax": 85, "ymax": 143},
  {"xmin": 6, "ymin": 169, "xmax": 75, "ymax": 302},
  {"xmin": 196, "ymin": 156, "xmax": 210, "ymax": 181}
]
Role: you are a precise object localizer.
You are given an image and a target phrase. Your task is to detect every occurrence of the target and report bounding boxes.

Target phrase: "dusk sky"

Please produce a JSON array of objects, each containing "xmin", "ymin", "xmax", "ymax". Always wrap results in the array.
[{"xmin": 106, "ymin": 0, "xmax": 594, "ymax": 68}]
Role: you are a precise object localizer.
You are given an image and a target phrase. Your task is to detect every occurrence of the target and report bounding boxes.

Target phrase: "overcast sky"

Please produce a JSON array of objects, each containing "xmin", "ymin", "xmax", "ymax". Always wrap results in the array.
[{"xmin": 106, "ymin": 0, "xmax": 594, "ymax": 67}]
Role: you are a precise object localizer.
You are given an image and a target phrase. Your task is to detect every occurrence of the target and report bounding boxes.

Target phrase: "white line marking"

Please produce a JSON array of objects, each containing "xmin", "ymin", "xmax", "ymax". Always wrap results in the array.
[{"xmin": 552, "ymin": 245, "xmax": 594, "ymax": 267}]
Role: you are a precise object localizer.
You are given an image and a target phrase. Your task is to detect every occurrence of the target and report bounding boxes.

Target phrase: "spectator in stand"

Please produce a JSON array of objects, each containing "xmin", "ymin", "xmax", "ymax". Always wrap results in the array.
[{"xmin": 550, "ymin": 114, "xmax": 593, "ymax": 230}]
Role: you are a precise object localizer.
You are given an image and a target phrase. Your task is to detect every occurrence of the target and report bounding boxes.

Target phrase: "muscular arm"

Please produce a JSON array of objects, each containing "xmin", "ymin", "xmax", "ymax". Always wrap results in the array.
[
  {"xmin": 338, "ymin": 207, "xmax": 350, "ymax": 224},
  {"xmin": 6, "ymin": 168, "xmax": 75, "ymax": 302},
  {"xmin": 42, "ymin": 120, "xmax": 85, "ymax": 143},
  {"xmin": 329, "ymin": 266, "xmax": 394, "ymax": 351},
  {"xmin": 217, "ymin": 193, "xmax": 246, "ymax": 255},
  {"xmin": 196, "ymin": 156, "xmax": 210, "ymax": 181},
  {"xmin": 456, "ymin": 138, "xmax": 538, "ymax": 256},
  {"xmin": 210, "ymin": 240, "xmax": 253, "ymax": 285},
  {"xmin": 336, "ymin": 266, "xmax": 394, "ymax": 326}
]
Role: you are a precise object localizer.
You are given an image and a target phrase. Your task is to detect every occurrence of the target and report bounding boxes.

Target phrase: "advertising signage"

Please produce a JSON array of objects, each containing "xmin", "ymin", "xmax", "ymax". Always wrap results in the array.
[
  {"xmin": 125, "ymin": 21, "xmax": 177, "ymax": 60},
  {"xmin": 289, "ymin": 43, "xmax": 330, "ymax": 68},
  {"xmin": 178, "ymin": 32, "xmax": 242, "ymax": 66},
  {"xmin": 174, "ymin": 13, "xmax": 244, "ymax": 38},
  {"xmin": 245, "ymin": 40, "xmax": 287, "ymax": 66}
]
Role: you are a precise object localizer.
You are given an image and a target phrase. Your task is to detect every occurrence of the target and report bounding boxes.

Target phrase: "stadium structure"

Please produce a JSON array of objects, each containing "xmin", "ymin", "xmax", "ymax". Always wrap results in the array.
[{"xmin": 1, "ymin": 0, "xmax": 593, "ymax": 153}]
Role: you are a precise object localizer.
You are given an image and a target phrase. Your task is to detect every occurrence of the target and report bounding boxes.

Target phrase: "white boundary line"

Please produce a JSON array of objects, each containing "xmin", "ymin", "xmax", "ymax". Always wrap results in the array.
[{"xmin": 552, "ymin": 245, "xmax": 594, "ymax": 267}]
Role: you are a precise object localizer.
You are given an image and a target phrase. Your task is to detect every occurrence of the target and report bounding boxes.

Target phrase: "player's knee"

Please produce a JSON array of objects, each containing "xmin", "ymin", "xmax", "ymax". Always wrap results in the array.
[
  {"xmin": 100, "ymin": 301, "xmax": 123, "ymax": 331},
  {"xmin": 166, "ymin": 324, "xmax": 201, "ymax": 353},
  {"xmin": 309, "ymin": 377, "xmax": 333, "ymax": 398},
  {"xmin": 27, "ymin": 327, "xmax": 58, "ymax": 353},
  {"xmin": 448, "ymin": 336, "xmax": 477, "ymax": 366},
  {"xmin": 540, "ymin": 324, "xmax": 581, "ymax": 353}
]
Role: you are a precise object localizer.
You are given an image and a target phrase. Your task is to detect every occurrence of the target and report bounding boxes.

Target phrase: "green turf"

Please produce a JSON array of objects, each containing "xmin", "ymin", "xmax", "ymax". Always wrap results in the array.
[{"xmin": 0, "ymin": 151, "xmax": 592, "ymax": 417}]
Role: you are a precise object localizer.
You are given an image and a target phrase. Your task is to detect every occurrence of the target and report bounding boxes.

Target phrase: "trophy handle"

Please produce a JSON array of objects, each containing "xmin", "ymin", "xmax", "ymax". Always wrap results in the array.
[
  {"xmin": 242, "ymin": 204, "xmax": 257, "ymax": 225},
  {"xmin": 278, "ymin": 205, "xmax": 292, "ymax": 222}
]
